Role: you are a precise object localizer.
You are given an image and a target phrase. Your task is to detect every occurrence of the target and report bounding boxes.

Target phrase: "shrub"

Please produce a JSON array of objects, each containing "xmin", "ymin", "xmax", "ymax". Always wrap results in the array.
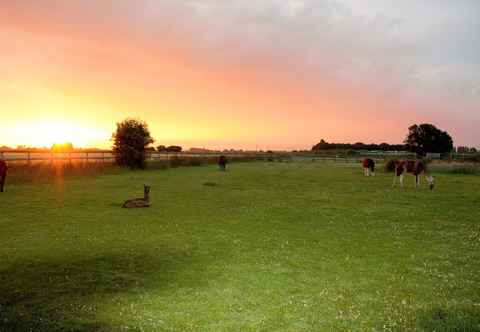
[
  {"xmin": 463, "ymin": 155, "xmax": 480, "ymax": 163},
  {"xmin": 169, "ymin": 156, "xmax": 183, "ymax": 168},
  {"xmin": 429, "ymin": 162, "xmax": 480, "ymax": 175},
  {"xmin": 188, "ymin": 159, "xmax": 204, "ymax": 167},
  {"xmin": 385, "ymin": 159, "xmax": 397, "ymax": 172}
]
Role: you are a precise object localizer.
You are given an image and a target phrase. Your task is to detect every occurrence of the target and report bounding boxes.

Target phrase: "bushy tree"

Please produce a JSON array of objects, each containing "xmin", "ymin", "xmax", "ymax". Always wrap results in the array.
[
  {"xmin": 166, "ymin": 145, "xmax": 182, "ymax": 153},
  {"xmin": 157, "ymin": 145, "xmax": 167, "ymax": 152},
  {"xmin": 112, "ymin": 118, "xmax": 154, "ymax": 169},
  {"xmin": 404, "ymin": 124, "xmax": 453, "ymax": 156}
]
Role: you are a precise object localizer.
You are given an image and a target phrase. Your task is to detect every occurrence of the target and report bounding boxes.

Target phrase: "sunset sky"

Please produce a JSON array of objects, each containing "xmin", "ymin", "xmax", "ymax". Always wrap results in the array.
[{"xmin": 1, "ymin": 0, "xmax": 479, "ymax": 150}]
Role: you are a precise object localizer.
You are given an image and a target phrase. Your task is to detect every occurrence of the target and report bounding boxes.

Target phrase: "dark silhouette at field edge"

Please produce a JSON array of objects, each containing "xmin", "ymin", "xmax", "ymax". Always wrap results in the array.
[{"xmin": 0, "ymin": 159, "xmax": 7, "ymax": 192}]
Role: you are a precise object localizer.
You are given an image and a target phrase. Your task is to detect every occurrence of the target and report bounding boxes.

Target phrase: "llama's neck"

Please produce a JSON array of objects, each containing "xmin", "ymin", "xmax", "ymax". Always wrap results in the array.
[{"xmin": 144, "ymin": 191, "xmax": 150, "ymax": 202}]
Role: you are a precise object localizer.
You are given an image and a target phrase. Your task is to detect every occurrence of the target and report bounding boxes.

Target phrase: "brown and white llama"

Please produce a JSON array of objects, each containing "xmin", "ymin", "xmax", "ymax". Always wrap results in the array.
[
  {"xmin": 362, "ymin": 158, "xmax": 375, "ymax": 176},
  {"xmin": 392, "ymin": 160, "xmax": 434, "ymax": 189},
  {"xmin": 0, "ymin": 160, "xmax": 7, "ymax": 193},
  {"xmin": 122, "ymin": 185, "xmax": 151, "ymax": 208}
]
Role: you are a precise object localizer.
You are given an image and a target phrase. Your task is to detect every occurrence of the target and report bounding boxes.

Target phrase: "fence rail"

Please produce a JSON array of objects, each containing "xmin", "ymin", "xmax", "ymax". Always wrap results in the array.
[
  {"xmin": 0, "ymin": 150, "xmax": 478, "ymax": 164},
  {"xmin": 0, "ymin": 151, "xmax": 265, "ymax": 163}
]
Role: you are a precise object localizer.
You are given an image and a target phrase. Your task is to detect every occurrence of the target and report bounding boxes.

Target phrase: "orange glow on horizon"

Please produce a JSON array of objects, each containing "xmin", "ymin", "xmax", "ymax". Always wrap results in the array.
[
  {"xmin": 0, "ymin": 2, "xmax": 477, "ymax": 149},
  {"xmin": 5, "ymin": 121, "xmax": 110, "ymax": 149}
]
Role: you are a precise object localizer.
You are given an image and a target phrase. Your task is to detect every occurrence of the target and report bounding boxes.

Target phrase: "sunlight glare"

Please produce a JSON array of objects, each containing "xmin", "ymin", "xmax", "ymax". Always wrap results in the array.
[{"xmin": 7, "ymin": 121, "xmax": 110, "ymax": 148}]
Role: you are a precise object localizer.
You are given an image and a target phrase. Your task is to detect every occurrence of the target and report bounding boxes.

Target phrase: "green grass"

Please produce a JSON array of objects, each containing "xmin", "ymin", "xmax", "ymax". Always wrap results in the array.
[
  {"xmin": 1, "ymin": 162, "xmax": 479, "ymax": 331},
  {"xmin": 429, "ymin": 162, "xmax": 480, "ymax": 175}
]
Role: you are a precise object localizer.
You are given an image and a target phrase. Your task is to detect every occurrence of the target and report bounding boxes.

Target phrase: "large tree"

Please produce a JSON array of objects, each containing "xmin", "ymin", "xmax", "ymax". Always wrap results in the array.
[
  {"xmin": 404, "ymin": 123, "xmax": 453, "ymax": 156},
  {"xmin": 112, "ymin": 118, "xmax": 154, "ymax": 169}
]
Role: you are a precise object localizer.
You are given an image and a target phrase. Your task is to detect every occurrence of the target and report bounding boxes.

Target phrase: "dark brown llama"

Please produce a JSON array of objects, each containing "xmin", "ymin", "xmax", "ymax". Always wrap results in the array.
[
  {"xmin": 122, "ymin": 185, "xmax": 151, "ymax": 208},
  {"xmin": 0, "ymin": 160, "xmax": 7, "ymax": 193},
  {"xmin": 218, "ymin": 155, "xmax": 228, "ymax": 171}
]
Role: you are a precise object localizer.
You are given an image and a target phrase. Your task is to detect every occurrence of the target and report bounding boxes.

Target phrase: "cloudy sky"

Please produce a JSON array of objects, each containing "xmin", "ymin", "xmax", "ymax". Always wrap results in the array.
[{"xmin": 1, "ymin": 0, "xmax": 479, "ymax": 149}]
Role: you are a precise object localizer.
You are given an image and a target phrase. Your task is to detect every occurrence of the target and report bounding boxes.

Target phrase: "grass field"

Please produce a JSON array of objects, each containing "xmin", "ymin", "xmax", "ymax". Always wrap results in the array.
[{"xmin": 1, "ymin": 161, "xmax": 479, "ymax": 331}]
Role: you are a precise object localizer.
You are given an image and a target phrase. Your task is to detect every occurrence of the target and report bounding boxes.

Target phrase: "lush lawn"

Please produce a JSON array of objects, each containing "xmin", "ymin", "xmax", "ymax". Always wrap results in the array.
[{"xmin": 1, "ymin": 161, "xmax": 479, "ymax": 331}]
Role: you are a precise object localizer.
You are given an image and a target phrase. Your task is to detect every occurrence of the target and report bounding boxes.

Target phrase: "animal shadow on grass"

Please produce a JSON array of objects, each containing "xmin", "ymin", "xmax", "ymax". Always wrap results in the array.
[
  {"xmin": 203, "ymin": 182, "xmax": 218, "ymax": 187},
  {"xmin": 0, "ymin": 251, "xmax": 195, "ymax": 332},
  {"xmin": 415, "ymin": 307, "xmax": 480, "ymax": 332}
]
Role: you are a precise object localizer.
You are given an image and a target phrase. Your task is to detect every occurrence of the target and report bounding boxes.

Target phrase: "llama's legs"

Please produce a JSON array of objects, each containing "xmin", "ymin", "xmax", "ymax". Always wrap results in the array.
[
  {"xmin": 400, "ymin": 173, "xmax": 404, "ymax": 187},
  {"xmin": 0, "ymin": 175, "xmax": 4, "ymax": 192},
  {"xmin": 427, "ymin": 175, "xmax": 433, "ymax": 185},
  {"xmin": 426, "ymin": 175, "xmax": 434, "ymax": 189}
]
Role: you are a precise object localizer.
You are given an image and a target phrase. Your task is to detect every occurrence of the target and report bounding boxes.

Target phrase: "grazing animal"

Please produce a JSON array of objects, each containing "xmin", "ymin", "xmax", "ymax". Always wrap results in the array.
[
  {"xmin": 393, "ymin": 160, "xmax": 434, "ymax": 189},
  {"xmin": 0, "ymin": 160, "xmax": 7, "ymax": 193},
  {"xmin": 362, "ymin": 158, "xmax": 375, "ymax": 176},
  {"xmin": 218, "ymin": 155, "xmax": 228, "ymax": 171},
  {"xmin": 122, "ymin": 185, "xmax": 151, "ymax": 208}
]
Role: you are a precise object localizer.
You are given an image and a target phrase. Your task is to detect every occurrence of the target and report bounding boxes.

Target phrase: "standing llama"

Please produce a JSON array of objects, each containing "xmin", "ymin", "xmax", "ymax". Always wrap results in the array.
[
  {"xmin": 362, "ymin": 158, "xmax": 375, "ymax": 176},
  {"xmin": 393, "ymin": 160, "xmax": 434, "ymax": 189},
  {"xmin": 122, "ymin": 185, "xmax": 151, "ymax": 208},
  {"xmin": 0, "ymin": 160, "xmax": 7, "ymax": 193},
  {"xmin": 218, "ymin": 155, "xmax": 228, "ymax": 171}
]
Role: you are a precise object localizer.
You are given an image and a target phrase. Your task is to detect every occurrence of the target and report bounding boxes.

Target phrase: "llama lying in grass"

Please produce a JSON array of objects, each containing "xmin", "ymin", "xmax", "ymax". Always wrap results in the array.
[
  {"xmin": 393, "ymin": 160, "xmax": 434, "ymax": 189},
  {"xmin": 122, "ymin": 185, "xmax": 151, "ymax": 208},
  {"xmin": 0, "ymin": 160, "xmax": 7, "ymax": 193},
  {"xmin": 362, "ymin": 158, "xmax": 375, "ymax": 176}
]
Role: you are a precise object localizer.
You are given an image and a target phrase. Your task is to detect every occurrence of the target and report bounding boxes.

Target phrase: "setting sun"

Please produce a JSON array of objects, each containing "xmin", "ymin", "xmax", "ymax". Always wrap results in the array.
[{"xmin": 6, "ymin": 121, "xmax": 110, "ymax": 148}]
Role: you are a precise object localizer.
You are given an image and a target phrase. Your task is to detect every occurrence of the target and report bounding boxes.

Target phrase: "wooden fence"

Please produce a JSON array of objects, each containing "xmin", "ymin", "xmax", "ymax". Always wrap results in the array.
[
  {"xmin": 0, "ymin": 151, "xmax": 114, "ymax": 163},
  {"xmin": 0, "ymin": 151, "xmax": 263, "ymax": 164},
  {"xmin": 0, "ymin": 150, "xmax": 477, "ymax": 164}
]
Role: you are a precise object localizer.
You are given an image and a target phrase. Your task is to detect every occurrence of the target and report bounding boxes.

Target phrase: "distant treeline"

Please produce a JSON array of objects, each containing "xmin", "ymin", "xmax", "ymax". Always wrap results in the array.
[
  {"xmin": 152, "ymin": 145, "xmax": 183, "ymax": 153},
  {"xmin": 312, "ymin": 140, "xmax": 407, "ymax": 152},
  {"xmin": 311, "ymin": 139, "xmax": 478, "ymax": 154},
  {"xmin": 456, "ymin": 146, "xmax": 478, "ymax": 153}
]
